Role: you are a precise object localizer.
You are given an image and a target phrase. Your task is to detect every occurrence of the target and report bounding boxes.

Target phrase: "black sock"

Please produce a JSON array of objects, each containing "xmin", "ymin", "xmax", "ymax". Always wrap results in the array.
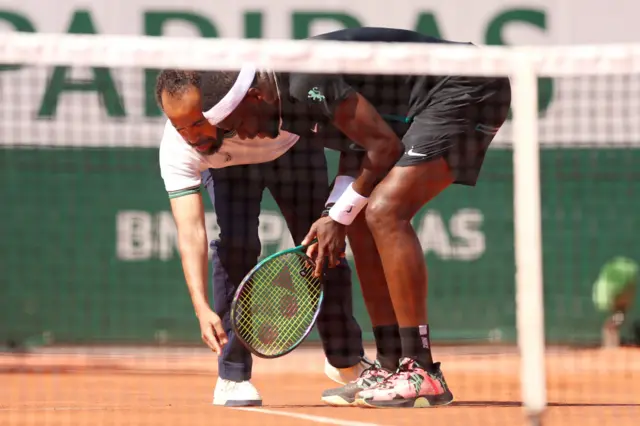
[
  {"xmin": 372, "ymin": 324, "xmax": 402, "ymax": 371},
  {"xmin": 399, "ymin": 325, "xmax": 434, "ymax": 369}
]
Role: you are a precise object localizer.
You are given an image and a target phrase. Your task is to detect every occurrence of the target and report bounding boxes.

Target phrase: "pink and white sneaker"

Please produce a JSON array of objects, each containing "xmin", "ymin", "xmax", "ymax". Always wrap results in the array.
[
  {"xmin": 355, "ymin": 357, "xmax": 454, "ymax": 408},
  {"xmin": 322, "ymin": 359, "xmax": 393, "ymax": 406}
]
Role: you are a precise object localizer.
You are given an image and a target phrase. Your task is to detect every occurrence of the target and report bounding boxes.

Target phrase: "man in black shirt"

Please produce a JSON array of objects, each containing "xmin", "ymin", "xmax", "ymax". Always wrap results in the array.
[{"xmin": 178, "ymin": 27, "xmax": 511, "ymax": 409}]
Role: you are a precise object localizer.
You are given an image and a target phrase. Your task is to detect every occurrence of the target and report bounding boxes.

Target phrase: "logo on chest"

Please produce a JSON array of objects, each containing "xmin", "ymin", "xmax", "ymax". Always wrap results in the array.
[{"xmin": 307, "ymin": 87, "xmax": 326, "ymax": 102}]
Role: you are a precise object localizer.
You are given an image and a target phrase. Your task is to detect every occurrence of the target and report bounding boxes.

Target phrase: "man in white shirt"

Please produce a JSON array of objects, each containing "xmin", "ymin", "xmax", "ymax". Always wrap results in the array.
[{"xmin": 156, "ymin": 69, "xmax": 369, "ymax": 407}]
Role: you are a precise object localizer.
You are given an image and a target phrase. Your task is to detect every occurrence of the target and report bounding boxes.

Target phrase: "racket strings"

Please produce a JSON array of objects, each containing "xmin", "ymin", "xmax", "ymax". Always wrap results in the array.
[
  {"xmin": 245, "ymin": 255, "xmax": 320, "ymax": 345},
  {"xmin": 233, "ymin": 252, "xmax": 322, "ymax": 356},
  {"xmin": 237, "ymin": 258, "xmax": 318, "ymax": 353}
]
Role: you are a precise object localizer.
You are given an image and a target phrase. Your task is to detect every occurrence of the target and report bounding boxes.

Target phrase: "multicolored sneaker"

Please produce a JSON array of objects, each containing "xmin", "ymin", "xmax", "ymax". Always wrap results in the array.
[
  {"xmin": 321, "ymin": 359, "xmax": 394, "ymax": 406},
  {"xmin": 355, "ymin": 357, "xmax": 454, "ymax": 408}
]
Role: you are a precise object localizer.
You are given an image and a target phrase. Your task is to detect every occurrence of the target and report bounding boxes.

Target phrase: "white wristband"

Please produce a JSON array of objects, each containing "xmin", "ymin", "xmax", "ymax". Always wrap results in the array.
[
  {"xmin": 326, "ymin": 175, "xmax": 356, "ymax": 206},
  {"xmin": 328, "ymin": 183, "xmax": 368, "ymax": 225}
]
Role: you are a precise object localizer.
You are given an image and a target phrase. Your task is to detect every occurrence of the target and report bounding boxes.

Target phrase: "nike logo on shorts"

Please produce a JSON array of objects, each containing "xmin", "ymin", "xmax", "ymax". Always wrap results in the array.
[
  {"xmin": 349, "ymin": 143, "xmax": 366, "ymax": 152},
  {"xmin": 406, "ymin": 147, "xmax": 427, "ymax": 157}
]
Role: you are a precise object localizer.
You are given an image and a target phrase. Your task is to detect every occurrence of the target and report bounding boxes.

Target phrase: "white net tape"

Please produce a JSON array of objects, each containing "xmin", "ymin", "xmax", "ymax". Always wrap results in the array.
[{"xmin": 3, "ymin": 32, "xmax": 640, "ymax": 76}]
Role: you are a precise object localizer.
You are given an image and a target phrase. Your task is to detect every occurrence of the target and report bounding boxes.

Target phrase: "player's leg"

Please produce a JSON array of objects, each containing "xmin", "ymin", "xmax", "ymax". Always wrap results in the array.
[
  {"xmin": 327, "ymin": 132, "xmax": 402, "ymax": 371},
  {"xmin": 320, "ymin": 210, "xmax": 401, "ymax": 406},
  {"xmin": 371, "ymin": 159, "xmax": 454, "ymax": 341},
  {"xmin": 360, "ymin": 79, "xmax": 510, "ymax": 407},
  {"xmin": 356, "ymin": 159, "xmax": 455, "ymax": 409},
  {"xmin": 266, "ymin": 136, "xmax": 367, "ymax": 378},
  {"xmin": 323, "ymin": 157, "xmax": 452, "ymax": 408},
  {"xmin": 311, "ymin": 140, "xmax": 401, "ymax": 405},
  {"xmin": 202, "ymin": 166, "xmax": 265, "ymax": 406},
  {"xmin": 357, "ymin": 77, "xmax": 511, "ymax": 408},
  {"xmin": 347, "ymin": 210, "xmax": 401, "ymax": 369}
]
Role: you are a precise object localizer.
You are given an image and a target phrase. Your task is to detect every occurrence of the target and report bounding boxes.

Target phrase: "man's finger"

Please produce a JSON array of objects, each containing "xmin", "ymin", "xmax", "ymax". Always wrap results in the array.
[
  {"xmin": 202, "ymin": 334, "xmax": 215, "ymax": 353},
  {"xmin": 212, "ymin": 320, "xmax": 228, "ymax": 346},
  {"xmin": 203, "ymin": 329, "xmax": 221, "ymax": 354},
  {"xmin": 301, "ymin": 226, "xmax": 317, "ymax": 246},
  {"xmin": 306, "ymin": 243, "xmax": 318, "ymax": 259},
  {"xmin": 328, "ymin": 249, "xmax": 337, "ymax": 270},
  {"xmin": 315, "ymin": 247, "xmax": 326, "ymax": 277}
]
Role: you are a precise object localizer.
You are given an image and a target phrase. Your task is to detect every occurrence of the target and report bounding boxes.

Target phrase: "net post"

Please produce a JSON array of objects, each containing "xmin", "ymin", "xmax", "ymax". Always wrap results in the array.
[{"xmin": 510, "ymin": 52, "xmax": 547, "ymax": 424}]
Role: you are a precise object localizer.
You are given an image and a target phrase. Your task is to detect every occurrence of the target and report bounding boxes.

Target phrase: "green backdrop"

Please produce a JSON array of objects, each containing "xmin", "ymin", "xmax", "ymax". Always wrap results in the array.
[{"xmin": 1, "ymin": 146, "xmax": 639, "ymax": 347}]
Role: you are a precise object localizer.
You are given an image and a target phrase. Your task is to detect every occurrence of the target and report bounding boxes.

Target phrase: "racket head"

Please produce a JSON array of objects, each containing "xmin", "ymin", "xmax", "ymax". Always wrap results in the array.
[{"xmin": 230, "ymin": 244, "xmax": 324, "ymax": 359}]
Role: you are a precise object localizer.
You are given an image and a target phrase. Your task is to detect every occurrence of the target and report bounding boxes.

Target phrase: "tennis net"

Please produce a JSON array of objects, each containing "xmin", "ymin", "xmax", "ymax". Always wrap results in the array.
[{"xmin": 1, "ymin": 32, "xmax": 639, "ymax": 426}]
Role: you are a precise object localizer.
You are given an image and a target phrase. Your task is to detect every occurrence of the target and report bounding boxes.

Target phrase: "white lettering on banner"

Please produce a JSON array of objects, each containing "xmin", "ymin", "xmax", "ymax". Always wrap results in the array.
[
  {"xmin": 116, "ymin": 211, "xmax": 220, "ymax": 261},
  {"xmin": 115, "ymin": 209, "xmax": 486, "ymax": 262},
  {"xmin": 414, "ymin": 209, "xmax": 485, "ymax": 261},
  {"xmin": 3, "ymin": 0, "xmax": 640, "ymax": 147},
  {"xmin": 449, "ymin": 208, "xmax": 486, "ymax": 261},
  {"xmin": 116, "ymin": 211, "xmax": 153, "ymax": 260}
]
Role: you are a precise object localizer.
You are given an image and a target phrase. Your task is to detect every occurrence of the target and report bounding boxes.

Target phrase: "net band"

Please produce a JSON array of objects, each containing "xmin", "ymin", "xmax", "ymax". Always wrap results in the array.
[{"xmin": 5, "ymin": 32, "xmax": 640, "ymax": 78}]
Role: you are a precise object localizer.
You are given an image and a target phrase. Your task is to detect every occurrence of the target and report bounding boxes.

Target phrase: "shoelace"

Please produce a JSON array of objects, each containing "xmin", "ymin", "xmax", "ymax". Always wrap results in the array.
[
  {"xmin": 377, "ymin": 360, "xmax": 416, "ymax": 389},
  {"xmin": 356, "ymin": 363, "xmax": 388, "ymax": 386}
]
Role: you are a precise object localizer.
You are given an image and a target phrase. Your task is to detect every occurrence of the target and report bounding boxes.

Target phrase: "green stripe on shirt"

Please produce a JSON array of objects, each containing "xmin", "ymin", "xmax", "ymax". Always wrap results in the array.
[{"xmin": 168, "ymin": 186, "xmax": 201, "ymax": 199}]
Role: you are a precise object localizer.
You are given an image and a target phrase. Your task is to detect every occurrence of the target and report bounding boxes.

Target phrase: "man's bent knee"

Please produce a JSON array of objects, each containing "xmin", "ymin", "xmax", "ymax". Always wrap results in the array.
[{"xmin": 365, "ymin": 195, "xmax": 406, "ymax": 232}]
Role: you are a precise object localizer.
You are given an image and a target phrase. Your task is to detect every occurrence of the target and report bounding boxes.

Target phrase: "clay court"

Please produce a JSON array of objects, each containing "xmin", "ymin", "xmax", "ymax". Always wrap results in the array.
[{"xmin": 1, "ymin": 345, "xmax": 638, "ymax": 426}]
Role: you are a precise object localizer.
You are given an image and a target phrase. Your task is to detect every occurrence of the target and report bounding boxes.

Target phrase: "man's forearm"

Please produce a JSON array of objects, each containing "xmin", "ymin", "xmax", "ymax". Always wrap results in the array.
[
  {"xmin": 178, "ymin": 227, "xmax": 210, "ymax": 316},
  {"xmin": 332, "ymin": 94, "xmax": 403, "ymax": 197},
  {"xmin": 351, "ymin": 142, "xmax": 401, "ymax": 197},
  {"xmin": 328, "ymin": 91, "xmax": 403, "ymax": 224}
]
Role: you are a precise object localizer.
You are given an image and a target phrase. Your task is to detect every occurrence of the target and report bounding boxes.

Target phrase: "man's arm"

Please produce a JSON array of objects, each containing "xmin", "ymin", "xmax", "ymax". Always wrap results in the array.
[
  {"xmin": 159, "ymin": 122, "xmax": 226, "ymax": 351},
  {"xmin": 291, "ymin": 74, "xmax": 400, "ymax": 235},
  {"xmin": 169, "ymin": 192, "xmax": 209, "ymax": 314},
  {"xmin": 332, "ymin": 92, "xmax": 403, "ymax": 197},
  {"xmin": 169, "ymin": 192, "xmax": 227, "ymax": 351},
  {"xmin": 289, "ymin": 75, "xmax": 400, "ymax": 198}
]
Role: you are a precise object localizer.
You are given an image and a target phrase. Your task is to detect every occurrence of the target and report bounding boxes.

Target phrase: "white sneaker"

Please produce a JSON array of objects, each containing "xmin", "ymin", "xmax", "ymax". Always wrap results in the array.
[
  {"xmin": 212, "ymin": 377, "xmax": 262, "ymax": 407},
  {"xmin": 324, "ymin": 356, "xmax": 374, "ymax": 385}
]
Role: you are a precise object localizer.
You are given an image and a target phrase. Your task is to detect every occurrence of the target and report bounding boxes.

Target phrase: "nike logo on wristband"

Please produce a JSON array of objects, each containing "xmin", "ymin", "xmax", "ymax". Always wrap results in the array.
[{"xmin": 345, "ymin": 206, "xmax": 353, "ymax": 213}]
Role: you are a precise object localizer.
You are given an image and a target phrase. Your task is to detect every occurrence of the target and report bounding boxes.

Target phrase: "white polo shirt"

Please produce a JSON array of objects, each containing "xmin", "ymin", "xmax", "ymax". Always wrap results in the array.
[{"xmin": 159, "ymin": 120, "xmax": 299, "ymax": 197}]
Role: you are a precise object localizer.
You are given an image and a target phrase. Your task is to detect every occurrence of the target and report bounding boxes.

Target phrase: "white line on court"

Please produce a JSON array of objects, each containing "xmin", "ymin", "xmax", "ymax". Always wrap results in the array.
[{"xmin": 235, "ymin": 407, "xmax": 386, "ymax": 426}]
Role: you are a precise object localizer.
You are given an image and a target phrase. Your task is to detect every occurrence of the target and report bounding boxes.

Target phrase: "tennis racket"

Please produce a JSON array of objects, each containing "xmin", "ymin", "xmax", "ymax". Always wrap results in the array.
[{"xmin": 230, "ymin": 240, "xmax": 323, "ymax": 359}]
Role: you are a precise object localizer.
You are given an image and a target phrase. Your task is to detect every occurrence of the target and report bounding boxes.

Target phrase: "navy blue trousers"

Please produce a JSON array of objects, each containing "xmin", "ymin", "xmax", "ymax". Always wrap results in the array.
[{"xmin": 201, "ymin": 138, "xmax": 364, "ymax": 381}]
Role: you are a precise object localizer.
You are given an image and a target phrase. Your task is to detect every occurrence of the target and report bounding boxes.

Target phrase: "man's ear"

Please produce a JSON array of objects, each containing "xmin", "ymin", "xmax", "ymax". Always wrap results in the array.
[
  {"xmin": 247, "ymin": 87, "xmax": 277, "ymax": 103},
  {"xmin": 247, "ymin": 87, "xmax": 263, "ymax": 99}
]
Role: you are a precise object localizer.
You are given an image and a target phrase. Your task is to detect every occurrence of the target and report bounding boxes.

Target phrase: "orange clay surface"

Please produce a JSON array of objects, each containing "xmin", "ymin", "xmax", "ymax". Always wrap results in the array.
[{"xmin": 1, "ymin": 345, "xmax": 639, "ymax": 426}]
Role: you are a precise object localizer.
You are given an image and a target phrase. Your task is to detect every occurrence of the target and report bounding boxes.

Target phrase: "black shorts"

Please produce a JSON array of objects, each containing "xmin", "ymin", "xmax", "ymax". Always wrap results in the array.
[{"xmin": 395, "ymin": 77, "xmax": 512, "ymax": 186}]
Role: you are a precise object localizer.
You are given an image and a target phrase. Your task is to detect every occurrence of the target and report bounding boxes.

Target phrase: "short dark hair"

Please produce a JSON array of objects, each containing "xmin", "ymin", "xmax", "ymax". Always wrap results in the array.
[
  {"xmin": 155, "ymin": 69, "xmax": 201, "ymax": 109},
  {"xmin": 199, "ymin": 70, "xmax": 241, "ymax": 110}
]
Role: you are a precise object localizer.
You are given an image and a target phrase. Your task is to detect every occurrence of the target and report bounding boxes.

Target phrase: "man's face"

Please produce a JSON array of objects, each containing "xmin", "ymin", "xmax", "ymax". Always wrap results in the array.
[
  {"xmin": 161, "ymin": 86, "xmax": 222, "ymax": 155},
  {"xmin": 215, "ymin": 88, "xmax": 281, "ymax": 140}
]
